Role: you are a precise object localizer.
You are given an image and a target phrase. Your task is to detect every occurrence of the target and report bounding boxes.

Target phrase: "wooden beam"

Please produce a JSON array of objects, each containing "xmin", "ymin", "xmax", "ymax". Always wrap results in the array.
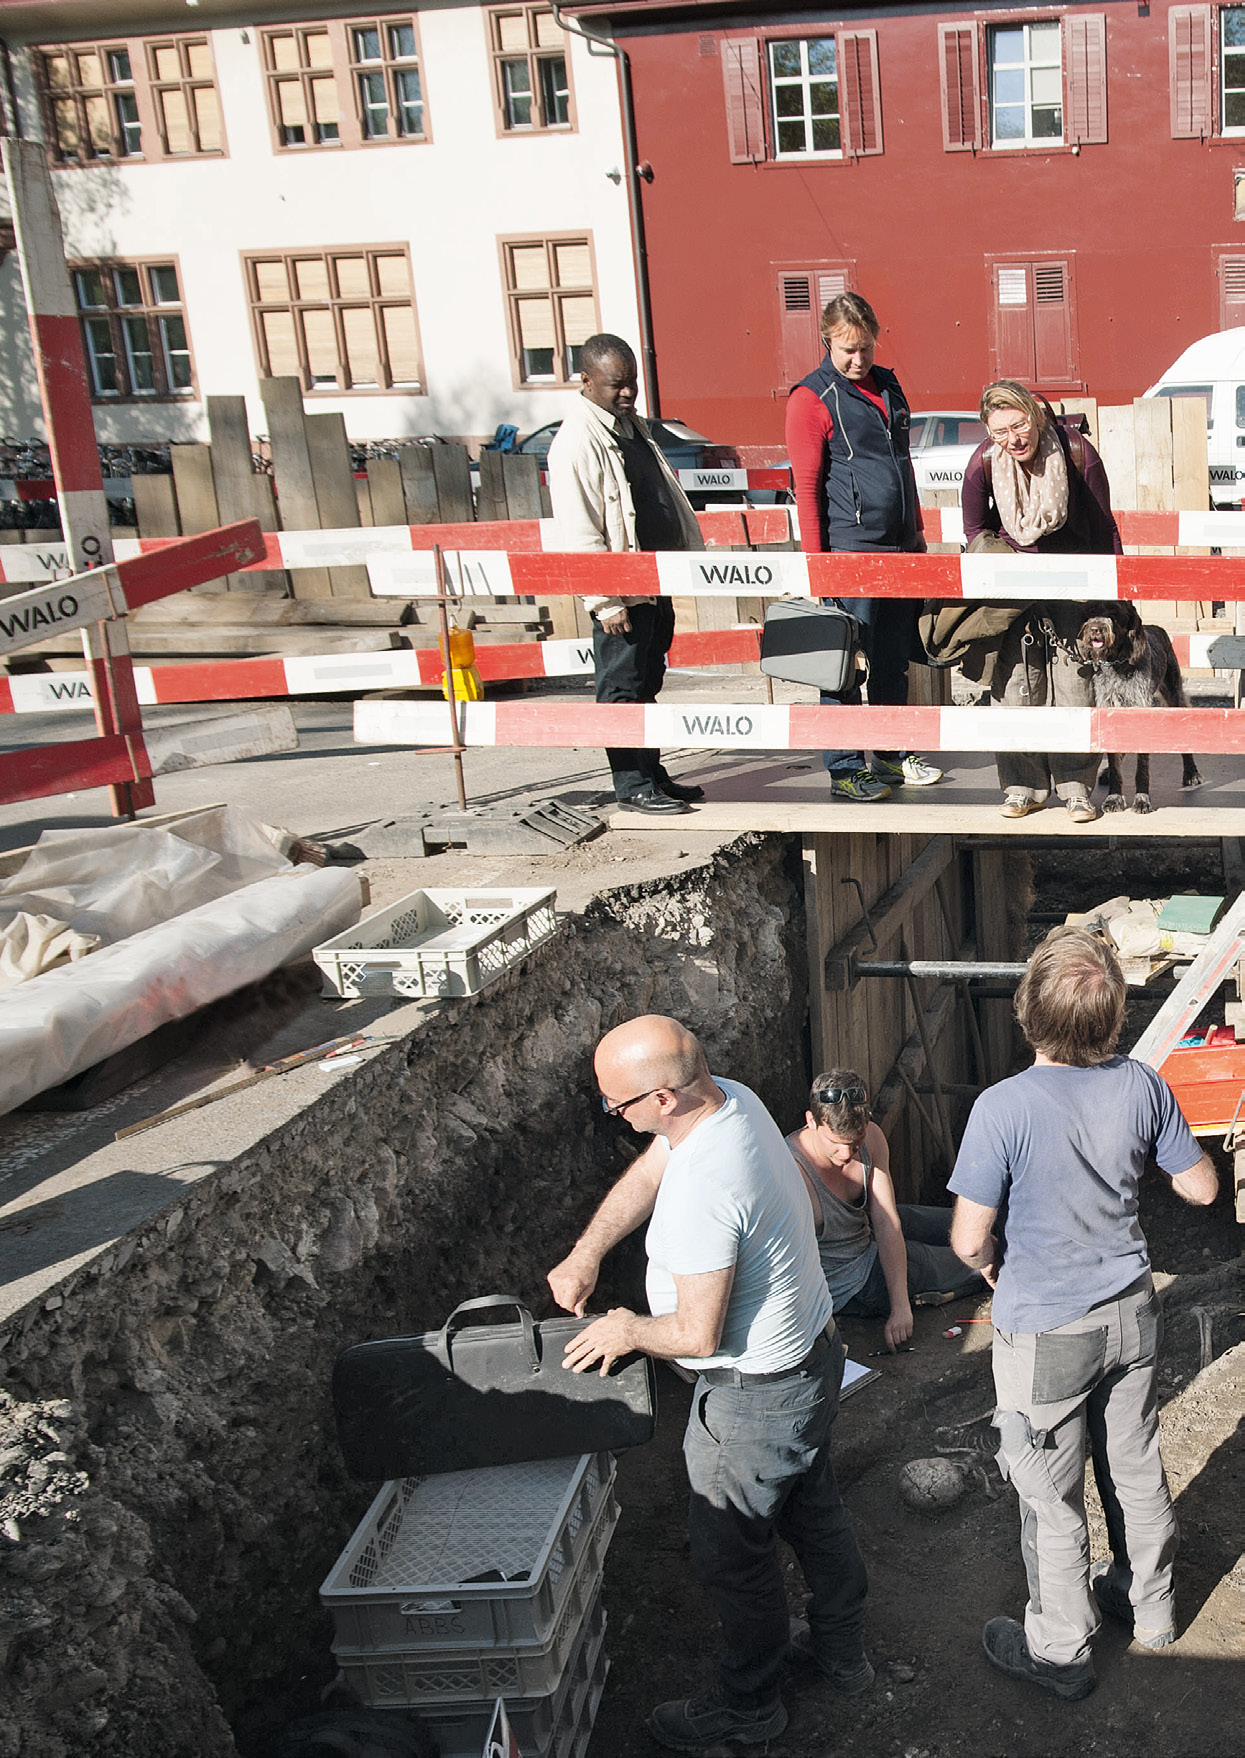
[
  {"xmin": 824, "ymin": 834, "xmax": 956, "ymax": 989},
  {"xmin": 1130, "ymin": 890, "xmax": 1245, "ymax": 1067}
]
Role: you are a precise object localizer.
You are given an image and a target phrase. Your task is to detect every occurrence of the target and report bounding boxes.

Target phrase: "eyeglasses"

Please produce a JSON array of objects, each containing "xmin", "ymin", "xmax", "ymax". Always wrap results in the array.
[
  {"xmin": 600, "ymin": 1088, "xmax": 660, "ymax": 1118},
  {"xmin": 988, "ymin": 419, "xmax": 1032, "ymax": 442},
  {"xmin": 813, "ymin": 1083, "xmax": 867, "ymax": 1106}
]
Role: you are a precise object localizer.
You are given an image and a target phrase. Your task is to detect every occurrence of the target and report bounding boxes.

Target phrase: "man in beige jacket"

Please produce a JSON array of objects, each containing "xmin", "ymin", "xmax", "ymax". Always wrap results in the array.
[{"xmin": 548, "ymin": 334, "xmax": 704, "ymax": 815}]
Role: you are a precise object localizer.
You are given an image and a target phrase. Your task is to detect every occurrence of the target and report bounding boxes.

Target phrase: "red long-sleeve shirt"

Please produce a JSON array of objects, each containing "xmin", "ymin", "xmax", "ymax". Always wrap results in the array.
[{"xmin": 785, "ymin": 378, "xmax": 924, "ymax": 554}]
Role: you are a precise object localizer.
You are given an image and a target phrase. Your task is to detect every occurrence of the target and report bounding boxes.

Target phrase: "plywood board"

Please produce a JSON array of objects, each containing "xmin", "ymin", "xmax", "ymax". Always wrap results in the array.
[
  {"xmin": 400, "ymin": 447, "xmax": 439, "ymax": 524},
  {"xmin": 1096, "ymin": 405, "xmax": 1137, "ymax": 511},
  {"xmin": 260, "ymin": 376, "xmax": 332, "ymax": 599},
  {"xmin": 431, "ymin": 444, "xmax": 475, "ymax": 523},
  {"xmin": 500, "ymin": 453, "xmax": 544, "ymax": 521},
  {"xmin": 366, "ymin": 458, "xmax": 406, "ymax": 527},
  {"xmin": 305, "ymin": 411, "xmax": 370, "ymax": 599},
  {"xmin": 1132, "ymin": 395, "xmax": 1174, "ymax": 513},
  {"xmin": 207, "ymin": 394, "xmax": 286, "ymax": 595},
  {"xmin": 169, "ymin": 444, "xmax": 224, "ymax": 593}
]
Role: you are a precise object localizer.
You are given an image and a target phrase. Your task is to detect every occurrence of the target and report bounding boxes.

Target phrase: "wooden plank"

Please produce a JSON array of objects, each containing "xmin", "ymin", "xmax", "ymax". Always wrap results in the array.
[
  {"xmin": 400, "ymin": 446, "xmax": 440, "ymax": 523},
  {"xmin": 206, "ymin": 394, "xmax": 286, "ymax": 596},
  {"xmin": 1096, "ymin": 405, "xmax": 1137, "ymax": 511},
  {"xmin": 825, "ymin": 834, "xmax": 956, "ymax": 988},
  {"xmin": 1132, "ymin": 395, "xmax": 1174, "ymax": 513},
  {"xmin": 367, "ymin": 458, "xmax": 406, "ymax": 527},
  {"xmin": 1130, "ymin": 890, "xmax": 1245, "ymax": 1066},
  {"xmin": 501, "ymin": 453, "xmax": 544, "ymax": 521},
  {"xmin": 802, "ymin": 833, "xmax": 840, "ymax": 1076},
  {"xmin": 431, "ymin": 444, "xmax": 475, "ymax": 523},
  {"xmin": 169, "ymin": 443, "xmax": 225, "ymax": 593},
  {"xmin": 476, "ymin": 450, "xmax": 507, "ymax": 523},
  {"xmin": 356, "ymin": 475, "xmax": 373, "ymax": 526},
  {"xmin": 259, "ymin": 376, "xmax": 332, "ymax": 600},
  {"xmin": 131, "ymin": 473, "xmax": 180, "ymax": 540},
  {"xmin": 305, "ymin": 411, "xmax": 370, "ymax": 598},
  {"xmin": 972, "ymin": 848, "xmax": 1013, "ymax": 1083},
  {"xmin": 1172, "ymin": 395, "xmax": 1211, "ymax": 518}
]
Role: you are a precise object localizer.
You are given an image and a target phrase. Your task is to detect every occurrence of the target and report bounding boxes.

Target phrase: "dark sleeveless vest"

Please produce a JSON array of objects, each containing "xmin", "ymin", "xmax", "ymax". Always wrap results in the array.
[{"xmin": 797, "ymin": 356, "xmax": 917, "ymax": 552}]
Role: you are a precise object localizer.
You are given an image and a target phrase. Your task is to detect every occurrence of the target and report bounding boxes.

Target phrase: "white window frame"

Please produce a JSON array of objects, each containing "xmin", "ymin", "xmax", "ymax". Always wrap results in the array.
[
  {"xmin": 767, "ymin": 37, "xmax": 842, "ymax": 160},
  {"xmin": 988, "ymin": 21, "xmax": 1064, "ymax": 149},
  {"xmin": 1223, "ymin": 6, "xmax": 1245, "ymax": 135}
]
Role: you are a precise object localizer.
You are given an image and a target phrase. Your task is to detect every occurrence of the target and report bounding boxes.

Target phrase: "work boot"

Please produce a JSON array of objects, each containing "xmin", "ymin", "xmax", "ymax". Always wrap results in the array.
[
  {"xmin": 646, "ymin": 1690, "xmax": 787, "ymax": 1752},
  {"xmin": 786, "ymin": 1618, "xmax": 875, "ymax": 1695},
  {"xmin": 1090, "ymin": 1561, "xmax": 1176, "ymax": 1650},
  {"xmin": 981, "ymin": 1617, "xmax": 1096, "ymax": 1700}
]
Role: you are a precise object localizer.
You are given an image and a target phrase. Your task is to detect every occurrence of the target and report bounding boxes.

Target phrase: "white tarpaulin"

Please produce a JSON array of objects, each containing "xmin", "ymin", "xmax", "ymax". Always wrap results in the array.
[{"xmin": 0, "ymin": 864, "xmax": 363, "ymax": 1118}]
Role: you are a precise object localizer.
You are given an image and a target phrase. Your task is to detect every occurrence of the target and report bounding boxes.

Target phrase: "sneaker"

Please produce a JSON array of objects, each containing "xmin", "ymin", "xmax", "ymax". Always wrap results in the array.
[
  {"xmin": 1063, "ymin": 787, "xmax": 1099, "ymax": 824},
  {"xmin": 1000, "ymin": 790, "xmax": 1037, "ymax": 818},
  {"xmin": 981, "ymin": 1617, "xmax": 1096, "ymax": 1701},
  {"xmin": 872, "ymin": 754, "xmax": 944, "ymax": 787},
  {"xmin": 1090, "ymin": 1561, "xmax": 1176, "ymax": 1650},
  {"xmin": 646, "ymin": 1691, "xmax": 788, "ymax": 1752},
  {"xmin": 786, "ymin": 1618, "xmax": 875, "ymax": 1695},
  {"xmin": 829, "ymin": 769, "xmax": 892, "ymax": 802}
]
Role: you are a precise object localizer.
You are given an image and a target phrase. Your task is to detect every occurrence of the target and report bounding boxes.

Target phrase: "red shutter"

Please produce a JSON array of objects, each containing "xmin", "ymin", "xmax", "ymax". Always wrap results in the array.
[
  {"xmin": 839, "ymin": 30, "xmax": 883, "ymax": 157},
  {"xmin": 1219, "ymin": 254, "xmax": 1245, "ymax": 327},
  {"xmin": 993, "ymin": 263, "xmax": 1035, "ymax": 381},
  {"xmin": 778, "ymin": 272, "xmax": 820, "ymax": 387},
  {"xmin": 1169, "ymin": 5, "xmax": 1214, "ymax": 140},
  {"xmin": 1065, "ymin": 15, "xmax": 1108, "ymax": 145},
  {"xmin": 938, "ymin": 22, "xmax": 981, "ymax": 152},
  {"xmin": 1032, "ymin": 260, "xmax": 1076, "ymax": 384},
  {"xmin": 721, "ymin": 36, "xmax": 765, "ymax": 164}
]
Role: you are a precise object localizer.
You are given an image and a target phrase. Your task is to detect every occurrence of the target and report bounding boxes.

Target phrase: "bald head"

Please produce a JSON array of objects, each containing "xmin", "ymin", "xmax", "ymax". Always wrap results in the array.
[{"xmin": 595, "ymin": 1015, "xmax": 709, "ymax": 1095}]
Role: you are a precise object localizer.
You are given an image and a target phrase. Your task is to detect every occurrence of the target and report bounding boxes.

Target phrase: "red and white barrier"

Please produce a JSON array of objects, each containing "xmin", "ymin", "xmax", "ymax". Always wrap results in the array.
[
  {"xmin": 0, "ymin": 626, "xmax": 764, "ymax": 715},
  {"xmin": 355, "ymin": 698, "xmax": 1245, "ymax": 757}
]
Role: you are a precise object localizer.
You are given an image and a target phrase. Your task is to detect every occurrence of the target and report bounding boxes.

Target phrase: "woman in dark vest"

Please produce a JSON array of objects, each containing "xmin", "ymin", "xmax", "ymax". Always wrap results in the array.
[
  {"xmin": 787, "ymin": 291, "xmax": 942, "ymax": 801},
  {"xmin": 961, "ymin": 380, "xmax": 1122, "ymax": 822}
]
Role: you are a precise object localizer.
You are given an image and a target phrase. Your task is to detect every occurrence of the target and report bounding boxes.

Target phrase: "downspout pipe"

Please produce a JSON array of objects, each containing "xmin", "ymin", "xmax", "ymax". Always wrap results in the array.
[{"xmin": 552, "ymin": 6, "xmax": 660, "ymax": 415}]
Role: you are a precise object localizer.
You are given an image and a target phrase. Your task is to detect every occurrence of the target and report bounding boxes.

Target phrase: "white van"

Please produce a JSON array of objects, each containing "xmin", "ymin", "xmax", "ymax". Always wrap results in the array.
[{"xmin": 1144, "ymin": 328, "xmax": 1245, "ymax": 507}]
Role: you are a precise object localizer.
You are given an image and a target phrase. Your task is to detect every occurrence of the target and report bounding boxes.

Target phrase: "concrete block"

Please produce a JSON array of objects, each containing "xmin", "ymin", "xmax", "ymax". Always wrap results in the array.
[{"xmin": 144, "ymin": 705, "xmax": 299, "ymax": 774}]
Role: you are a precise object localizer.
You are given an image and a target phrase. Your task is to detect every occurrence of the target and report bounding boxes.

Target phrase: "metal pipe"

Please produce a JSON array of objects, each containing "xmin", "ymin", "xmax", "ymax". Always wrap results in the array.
[
  {"xmin": 855, "ymin": 959, "xmax": 1029, "ymax": 980},
  {"xmin": 434, "ymin": 544, "xmax": 469, "ymax": 812},
  {"xmin": 552, "ymin": 7, "xmax": 660, "ymax": 414},
  {"xmin": 901, "ymin": 929, "xmax": 957, "ymax": 1168}
]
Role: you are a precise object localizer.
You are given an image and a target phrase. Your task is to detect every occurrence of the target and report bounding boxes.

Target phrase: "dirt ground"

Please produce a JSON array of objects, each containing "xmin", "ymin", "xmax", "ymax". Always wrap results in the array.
[{"xmin": 226, "ymin": 839, "xmax": 1243, "ymax": 1758}]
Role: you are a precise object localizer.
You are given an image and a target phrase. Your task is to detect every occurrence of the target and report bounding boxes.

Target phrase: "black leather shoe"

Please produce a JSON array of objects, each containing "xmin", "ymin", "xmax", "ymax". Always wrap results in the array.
[
  {"xmin": 659, "ymin": 777, "xmax": 705, "ymax": 802},
  {"xmin": 616, "ymin": 785, "xmax": 692, "ymax": 815}
]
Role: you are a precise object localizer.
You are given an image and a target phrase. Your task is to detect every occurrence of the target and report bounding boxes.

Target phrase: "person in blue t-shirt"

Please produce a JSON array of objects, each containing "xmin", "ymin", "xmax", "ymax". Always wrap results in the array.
[{"xmin": 949, "ymin": 926, "xmax": 1217, "ymax": 1701}]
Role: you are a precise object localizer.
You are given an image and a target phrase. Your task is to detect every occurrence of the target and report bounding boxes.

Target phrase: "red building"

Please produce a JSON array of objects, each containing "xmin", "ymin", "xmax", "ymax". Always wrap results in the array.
[{"xmin": 567, "ymin": 0, "xmax": 1245, "ymax": 449}]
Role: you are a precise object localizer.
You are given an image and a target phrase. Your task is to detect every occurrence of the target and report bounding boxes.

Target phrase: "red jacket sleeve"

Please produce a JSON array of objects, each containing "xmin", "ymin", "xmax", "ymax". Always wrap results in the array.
[{"xmin": 785, "ymin": 386, "xmax": 832, "ymax": 553}]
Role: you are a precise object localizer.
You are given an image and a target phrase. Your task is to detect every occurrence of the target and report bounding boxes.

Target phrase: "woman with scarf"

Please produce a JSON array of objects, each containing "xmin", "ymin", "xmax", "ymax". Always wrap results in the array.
[{"xmin": 960, "ymin": 380, "xmax": 1122, "ymax": 823}]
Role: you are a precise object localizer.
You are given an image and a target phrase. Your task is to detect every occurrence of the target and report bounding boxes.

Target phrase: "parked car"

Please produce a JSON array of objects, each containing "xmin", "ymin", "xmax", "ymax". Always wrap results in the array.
[
  {"xmin": 1145, "ymin": 328, "xmax": 1245, "ymax": 507},
  {"xmin": 907, "ymin": 411, "xmax": 988, "ymax": 495},
  {"xmin": 518, "ymin": 417, "xmax": 751, "ymax": 508}
]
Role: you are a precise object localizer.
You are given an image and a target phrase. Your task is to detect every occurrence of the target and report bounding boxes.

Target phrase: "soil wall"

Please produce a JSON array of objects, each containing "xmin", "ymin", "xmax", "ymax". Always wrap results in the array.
[{"xmin": 0, "ymin": 833, "xmax": 808, "ymax": 1757}]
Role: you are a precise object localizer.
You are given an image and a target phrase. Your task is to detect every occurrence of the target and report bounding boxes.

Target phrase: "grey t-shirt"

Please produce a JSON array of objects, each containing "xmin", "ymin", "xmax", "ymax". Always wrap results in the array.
[
  {"xmin": 948, "ymin": 1056, "xmax": 1200, "ymax": 1334},
  {"xmin": 645, "ymin": 1078, "xmax": 832, "ymax": 1373}
]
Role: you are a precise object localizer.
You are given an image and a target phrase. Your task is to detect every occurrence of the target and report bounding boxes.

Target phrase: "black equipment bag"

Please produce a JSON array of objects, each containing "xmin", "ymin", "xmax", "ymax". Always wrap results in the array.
[
  {"xmin": 332, "ymin": 1295, "xmax": 658, "ymax": 1480},
  {"xmin": 760, "ymin": 597, "xmax": 861, "ymax": 692}
]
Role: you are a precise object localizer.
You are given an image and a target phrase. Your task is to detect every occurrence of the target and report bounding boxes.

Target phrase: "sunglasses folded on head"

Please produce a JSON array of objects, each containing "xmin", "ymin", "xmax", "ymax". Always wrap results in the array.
[{"xmin": 814, "ymin": 1084, "xmax": 867, "ymax": 1106}]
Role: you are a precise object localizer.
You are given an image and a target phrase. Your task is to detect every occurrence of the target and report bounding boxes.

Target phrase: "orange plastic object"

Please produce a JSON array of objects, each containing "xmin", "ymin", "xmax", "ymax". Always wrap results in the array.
[
  {"xmin": 1156, "ymin": 1043, "xmax": 1245, "ymax": 1133},
  {"xmin": 440, "ymin": 623, "xmax": 484, "ymax": 702}
]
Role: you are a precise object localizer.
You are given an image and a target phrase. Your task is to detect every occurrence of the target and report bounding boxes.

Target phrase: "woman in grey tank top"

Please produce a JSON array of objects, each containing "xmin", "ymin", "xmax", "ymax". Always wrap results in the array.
[{"xmin": 786, "ymin": 1070, "xmax": 985, "ymax": 1352}]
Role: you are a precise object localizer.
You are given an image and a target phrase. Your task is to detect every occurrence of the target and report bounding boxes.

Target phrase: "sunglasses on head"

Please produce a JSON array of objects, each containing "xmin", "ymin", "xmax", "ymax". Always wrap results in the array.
[{"xmin": 813, "ymin": 1083, "xmax": 867, "ymax": 1107}]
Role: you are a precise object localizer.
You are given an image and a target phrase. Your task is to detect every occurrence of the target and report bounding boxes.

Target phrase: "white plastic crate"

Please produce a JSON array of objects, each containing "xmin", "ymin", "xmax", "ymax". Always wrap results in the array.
[
  {"xmin": 321, "ymin": 1453, "xmax": 615, "ymax": 1655},
  {"xmin": 413, "ymin": 1586, "xmax": 608, "ymax": 1758},
  {"xmin": 313, "ymin": 886, "xmax": 558, "ymax": 999},
  {"xmin": 333, "ymin": 1489, "xmax": 617, "ymax": 1705}
]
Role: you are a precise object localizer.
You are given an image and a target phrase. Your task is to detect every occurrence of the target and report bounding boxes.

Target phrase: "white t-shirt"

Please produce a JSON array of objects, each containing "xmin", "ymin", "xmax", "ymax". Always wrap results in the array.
[{"xmin": 644, "ymin": 1077, "xmax": 832, "ymax": 1373}]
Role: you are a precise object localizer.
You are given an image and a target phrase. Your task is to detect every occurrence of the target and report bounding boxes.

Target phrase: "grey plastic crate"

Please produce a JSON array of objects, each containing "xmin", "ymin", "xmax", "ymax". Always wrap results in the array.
[
  {"xmin": 321, "ymin": 1453, "xmax": 614, "ymax": 1654},
  {"xmin": 314, "ymin": 886, "xmax": 558, "ymax": 999},
  {"xmin": 414, "ymin": 1586, "xmax": 608, "ymax": 1758},
  {"xmin": 334, "ymin": 1490, "xmax": 618, "ymax": 1706}
]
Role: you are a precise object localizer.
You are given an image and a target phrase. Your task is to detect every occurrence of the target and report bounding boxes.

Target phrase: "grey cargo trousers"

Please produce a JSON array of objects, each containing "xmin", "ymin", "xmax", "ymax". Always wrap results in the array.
[{"xmin": 991, "ymin": 1272, "xmax": 1178, "ymax": 1665}]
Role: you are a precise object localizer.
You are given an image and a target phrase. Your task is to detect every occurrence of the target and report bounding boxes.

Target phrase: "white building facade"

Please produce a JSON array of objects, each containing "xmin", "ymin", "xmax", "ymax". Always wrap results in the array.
[{"xmin": 0, "ymin": 0, "xmax": 642, "ymax": 445}]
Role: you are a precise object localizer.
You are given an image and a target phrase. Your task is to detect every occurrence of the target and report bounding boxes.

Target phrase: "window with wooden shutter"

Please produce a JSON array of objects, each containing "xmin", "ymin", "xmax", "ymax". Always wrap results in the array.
[
  {"xmin": 840, "ymin": 30, "xmax": 883, "ymax": 156},
  {"xmin": 990, "ymin": 257, "xmax": 1078, "ymax": 387},
  {"xmin": 501, "ymin": 233, "xmax": 599, "ymax": 387},
  {"xmin": 939, "ymin": 22, "xmax": 981, "ymax": 151},
  {"xmin": 1170, "ymin": 5, "xmax": 1213, "ymax": 139},
  {"xmin": 1219, "ymin": 252, "xmax": 1245, "ymax": 325},
  {"xmin": 245, "ymin": 245, "xmax": 423, "ymax": 392},
  {"xmin": 1064, "ymin": 15, "xmax": 1107, "ymax": 144},
  {"xmin": 722, "ymin": 37, "xmax": 765, "ymax": 163},
  {"xmin": 774, "ymin": 263, "xmax": 852, "ymax": 389}
]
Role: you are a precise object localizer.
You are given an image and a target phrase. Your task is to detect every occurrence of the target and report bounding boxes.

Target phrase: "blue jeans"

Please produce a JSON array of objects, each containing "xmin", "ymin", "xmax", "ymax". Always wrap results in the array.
[
  {"xmin": 683, "ymin": 1333, "xmax": 868, "ymax": 1709},
  {"xmin": 836, "ymin": 1204, "xmax": 987, "ymax": 1315},
  {"xmin": 821, "ymin": 596, "xmax": 919, "ymax": 773}
]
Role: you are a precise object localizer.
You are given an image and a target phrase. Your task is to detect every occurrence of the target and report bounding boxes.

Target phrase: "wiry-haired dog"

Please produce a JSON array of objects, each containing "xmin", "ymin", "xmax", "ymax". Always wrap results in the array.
[{"xmin": 1077, "ymin": 604, "xmax": 1202, "ymax": 813}]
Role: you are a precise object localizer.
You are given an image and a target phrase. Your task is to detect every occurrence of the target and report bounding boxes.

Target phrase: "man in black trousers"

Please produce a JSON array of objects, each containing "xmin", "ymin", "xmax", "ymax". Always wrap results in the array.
[{"xmin": 548, "ymin": 334, "xmax": 704, "ymax": 815}]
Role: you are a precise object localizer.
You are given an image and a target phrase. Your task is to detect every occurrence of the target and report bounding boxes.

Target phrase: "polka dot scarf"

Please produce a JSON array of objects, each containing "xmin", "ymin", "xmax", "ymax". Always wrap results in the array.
[{"xmin": 991, "ymin": 420, "xmax": 1070, "ymax": 547}]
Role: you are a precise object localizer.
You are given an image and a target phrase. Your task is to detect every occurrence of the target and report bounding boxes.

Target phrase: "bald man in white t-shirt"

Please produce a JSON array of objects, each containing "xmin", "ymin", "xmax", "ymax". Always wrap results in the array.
[{"xmin": 548, "ymin": 1015, "xmax": 869, "ymax": 1755}]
